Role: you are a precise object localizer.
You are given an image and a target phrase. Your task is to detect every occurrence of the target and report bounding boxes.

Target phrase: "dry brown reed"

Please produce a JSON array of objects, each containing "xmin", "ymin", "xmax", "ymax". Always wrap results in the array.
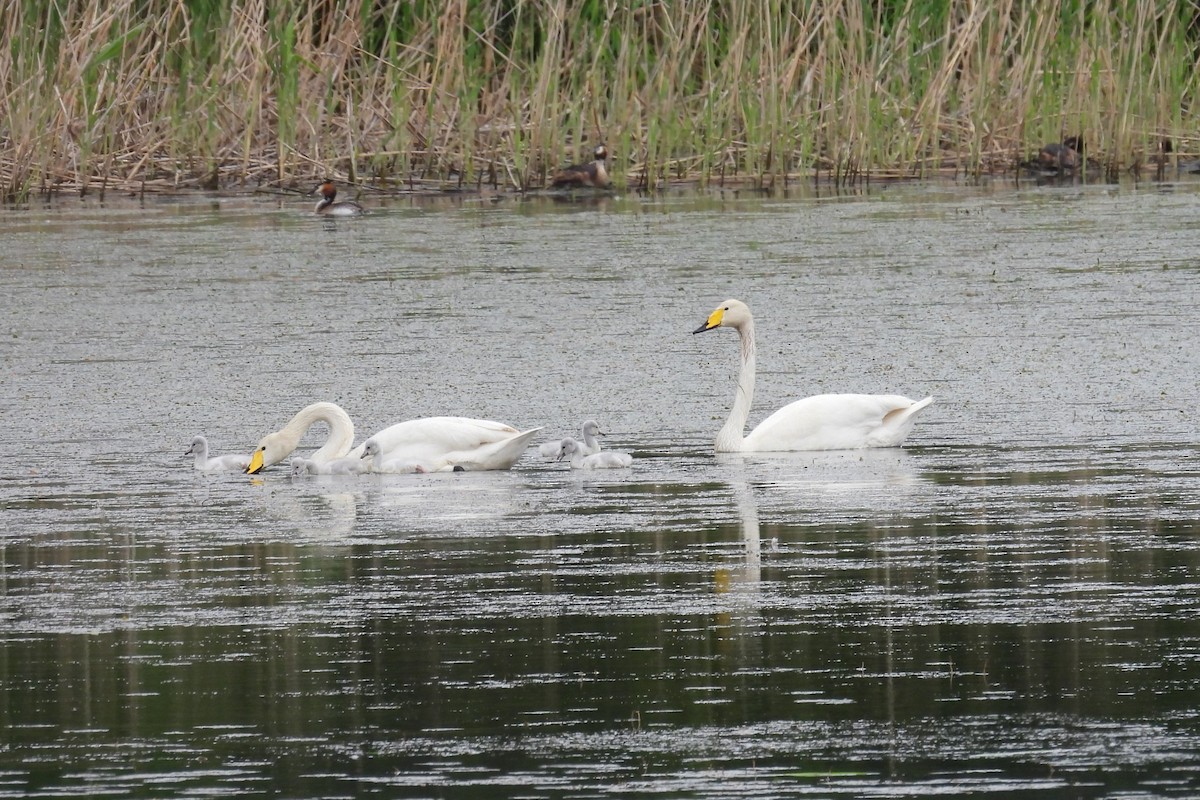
[{"xmin": 2, "ymin": 0, "xmax": 1198, "ymax": 201}]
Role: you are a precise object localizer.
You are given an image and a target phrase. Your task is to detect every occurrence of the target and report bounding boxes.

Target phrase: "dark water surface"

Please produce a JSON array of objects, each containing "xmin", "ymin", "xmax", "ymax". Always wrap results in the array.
[{"xmin": 3, "ymin": 180, "xmax": 1200, "ymax": 798}]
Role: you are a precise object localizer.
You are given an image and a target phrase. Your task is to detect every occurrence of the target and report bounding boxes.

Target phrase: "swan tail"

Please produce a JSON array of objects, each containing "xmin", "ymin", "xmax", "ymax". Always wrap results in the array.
[
  {"xmin": 452, "ymin": 427, "xmax": 543, "ymax": 471},
  {"xmin": 494, "ymin": 427, "xmax": 544, "ymax": 468},
  {"xmin": 887, "ymin": 396, "xmax": 934, "ymax": 424},
  {"xmin": 873, "ymin": 396, "xmax": 934, "ymax": 446}
]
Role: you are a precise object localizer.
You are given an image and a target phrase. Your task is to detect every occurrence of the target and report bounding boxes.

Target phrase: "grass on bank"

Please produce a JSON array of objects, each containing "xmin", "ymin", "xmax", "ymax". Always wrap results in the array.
[{"xmin": 1, "ymin": 0, "xmax": 1198, "ymax": 201}]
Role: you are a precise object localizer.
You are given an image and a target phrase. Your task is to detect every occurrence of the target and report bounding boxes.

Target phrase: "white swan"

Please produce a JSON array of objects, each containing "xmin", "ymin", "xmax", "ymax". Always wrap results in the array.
[
  {"xmin": 186, "ymin": 435, "xmax": 252, "ymax": 472},
  {"xmin": 290, "ymin": 455, "xmax": 368, "ymax": 475},
  {"xmin": 538, "ymin": 419, "xmax": 603, "ymax": 457},
  {"xmin": 246, "ymin": 402, "xmax": 356, "ymax": 474},
  {"xmin": 556, "ymin": 437, "xmax": 633, "ymax": 469},
  {"xmin": 354, "ymin": 418, "xmax": 541, "ymax": 472},
  {"xmin": 246, "ymin": 401, "xmax": 539, "ymax": 474},
  {"xmin": 693, "ymin": 299, "xmax": 933, "ymax": 452}
]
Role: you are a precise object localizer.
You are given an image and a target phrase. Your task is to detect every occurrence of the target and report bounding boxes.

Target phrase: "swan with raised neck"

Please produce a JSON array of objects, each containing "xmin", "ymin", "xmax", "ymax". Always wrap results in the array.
[{"xmin": 693, "ymin": 299, "xmax": 933, "ymax": 452}]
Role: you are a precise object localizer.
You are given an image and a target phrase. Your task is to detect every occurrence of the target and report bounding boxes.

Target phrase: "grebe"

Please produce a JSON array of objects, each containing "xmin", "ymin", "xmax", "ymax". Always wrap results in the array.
[
  {"xmin": 313, "ymin": 180, "xmax": 365, "ymax": 216},
  {"xmin": 1037, "ymin": 136, "xmax": 1084, "ymax": 171},
  {"xmin": 549, "ymin": 144, "xmax": 611, "ymax": 189}
]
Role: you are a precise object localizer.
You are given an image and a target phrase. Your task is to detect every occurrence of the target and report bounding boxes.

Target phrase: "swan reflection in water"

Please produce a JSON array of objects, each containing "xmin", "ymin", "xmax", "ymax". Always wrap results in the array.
[
  {"xmin": 714, "ymin": 448, "xmax": 926, "ymax": 595},
  {"xmin": 712, "ymin": 464, "xmax": 766, "ymax": 604},
  {"xmin": 248, "ymin": 485, "xmax": 364, "ymax": 544}
]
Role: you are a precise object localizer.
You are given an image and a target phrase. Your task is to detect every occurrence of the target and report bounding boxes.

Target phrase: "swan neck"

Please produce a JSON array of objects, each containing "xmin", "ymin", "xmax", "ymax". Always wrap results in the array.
[
  {"xmin": 285, "ymin": 403, "xmax": 355, "ymax": 461},
  {"xmin": 716, "ymin": 320, "xmax": 755, "ymax": 452}
]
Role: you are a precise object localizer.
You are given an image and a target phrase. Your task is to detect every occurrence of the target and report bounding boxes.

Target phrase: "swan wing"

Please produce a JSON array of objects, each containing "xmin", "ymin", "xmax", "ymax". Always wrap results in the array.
[
  {"xmin": 347, "ymin": 416, "xmax": 516, "ymax": 458},
  {"xmin": 439, "ymin": 427, "xmax": 543, "ymax": 471},
  {"xmin": 351, "ymin": 418, "xmax": 538, "ymax": 470},
  {"xmin": 744, "ymin": 394, "xmax": 932, "ymax": 451}
]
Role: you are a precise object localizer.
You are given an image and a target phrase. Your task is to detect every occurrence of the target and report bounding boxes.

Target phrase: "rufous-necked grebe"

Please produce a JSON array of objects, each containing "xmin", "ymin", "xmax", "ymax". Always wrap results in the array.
[
  {"xmin": 1038, "ymin": 136, "xmax": 1084, "ymax": 170},
  {"xmin": 549, "ymin": 144, "xmax": 611, "ymax": 189},
  {"xmin": 313, "ymin": 180, "xmax": 365, "ymax": 216}
]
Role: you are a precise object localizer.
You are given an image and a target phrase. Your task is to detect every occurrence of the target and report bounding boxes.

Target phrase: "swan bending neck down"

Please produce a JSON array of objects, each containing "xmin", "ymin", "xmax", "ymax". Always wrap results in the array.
[
  {"xmin": 247, "ymin": 401, "xmax": 540, "ymax": 474},
  {"xmin": 693, "ymin": 299, "xmax": 933, "ymax": 452},
  {"xmin": 247, "ymin": 402, "xmax": 355, "ymax": 474}
]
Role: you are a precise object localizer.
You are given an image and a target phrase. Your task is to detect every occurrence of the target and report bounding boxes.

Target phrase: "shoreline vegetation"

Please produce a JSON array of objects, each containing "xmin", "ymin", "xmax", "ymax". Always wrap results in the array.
[{"xmin": 3, "ymin": 0, "xmax": 1199, "ymax": 202}]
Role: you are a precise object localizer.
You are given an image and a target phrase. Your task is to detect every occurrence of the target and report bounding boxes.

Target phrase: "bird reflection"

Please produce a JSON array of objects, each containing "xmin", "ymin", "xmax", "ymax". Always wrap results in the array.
[
  {"xmin": 732, "ymin": 478, "xmax": 762, "ymax": 586},
  {"xmin": 713, "ymin": 472, "xmax": 765, "ymax": 600}
]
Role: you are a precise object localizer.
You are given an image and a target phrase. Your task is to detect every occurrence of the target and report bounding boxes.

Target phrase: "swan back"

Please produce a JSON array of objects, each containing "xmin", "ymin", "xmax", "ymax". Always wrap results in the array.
[
  {"xmin": 351, "ymin": 417, "xmax": 539, "ymax": 471},
  {"xmin": 743, "ymin": 393, "xmax": 933, "ymax": 451}
]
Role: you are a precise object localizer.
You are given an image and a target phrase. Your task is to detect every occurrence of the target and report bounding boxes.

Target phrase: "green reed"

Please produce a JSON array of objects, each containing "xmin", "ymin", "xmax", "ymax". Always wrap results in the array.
[{"xmin": 2, "ymin": 0, "xmax": 1198, "ymax": 201}]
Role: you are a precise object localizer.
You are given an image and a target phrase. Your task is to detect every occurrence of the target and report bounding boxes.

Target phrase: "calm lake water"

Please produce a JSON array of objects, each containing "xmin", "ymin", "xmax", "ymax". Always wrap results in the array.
[{"xmin": 3, "ymin": 177, "xmax": 1200, "ymax": 798}]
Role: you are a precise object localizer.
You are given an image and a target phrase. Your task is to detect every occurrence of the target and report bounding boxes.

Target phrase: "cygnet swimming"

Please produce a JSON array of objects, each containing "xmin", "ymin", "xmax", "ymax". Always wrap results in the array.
[
  {"xmin": 360, "ymin": 439, "xmax": 431, "ymax": 473},
  {"xmin": 539, "ymin": 419, "xmax": 604, "ymax": 457},
  {"xmin": 290, "ymin": 455, "xmax": 369, "ymax": 475},
  {"xmin": 186, "ymin": 436, "xmax": 251, "ymax": 472},
  {"xmin": 556, "ymin": 436, "xmax": 632, "ymax": 469}
]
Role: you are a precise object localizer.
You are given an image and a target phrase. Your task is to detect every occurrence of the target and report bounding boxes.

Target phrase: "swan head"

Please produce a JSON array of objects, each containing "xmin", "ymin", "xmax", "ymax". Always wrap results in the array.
[
  {"xmin": 693, "ymin": 299, "xmax": 751, "ymax": 334},
  {"xmin": 289, "ymin": 457, "xmax": 310, "ymax": 476},
  {"xmin": 582, "ymin": 420, "xmax": 602, "ymax": 439},
  {"xmin": 556, "ymin": 437, "xmax": 581, "ymax": 461},
  {"xmin": 361, "ymin": 439, "xmax": 381, "ymax": 460},
  {"xmin": 245, "ymin": 431, "xmax": 294, "ymax": 474},
  {"xmin": 185, "ymin": 436, "xmax": 206, "ymax": 456}
]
